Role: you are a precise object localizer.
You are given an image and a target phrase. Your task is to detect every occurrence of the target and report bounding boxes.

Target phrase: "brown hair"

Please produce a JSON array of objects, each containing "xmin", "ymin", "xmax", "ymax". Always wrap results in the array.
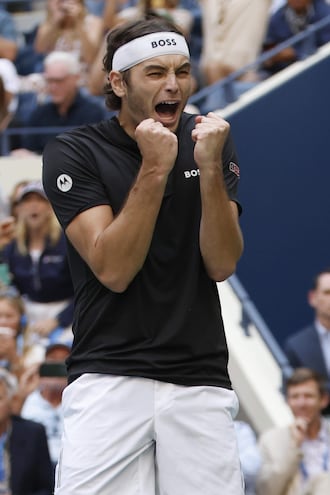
[
  {"xmin": 103, "ymin": 14, "xmax": 183, "ymax": 110},
  {"xmin": 285, "ymin": 367, "xmax": 328, "ymax": 396}
]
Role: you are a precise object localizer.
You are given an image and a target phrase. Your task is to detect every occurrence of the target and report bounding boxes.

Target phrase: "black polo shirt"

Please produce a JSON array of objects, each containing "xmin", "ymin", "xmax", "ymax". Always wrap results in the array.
[{"xmin": 42, "ymin": 113, "xmax": 241, "ymax": 388}]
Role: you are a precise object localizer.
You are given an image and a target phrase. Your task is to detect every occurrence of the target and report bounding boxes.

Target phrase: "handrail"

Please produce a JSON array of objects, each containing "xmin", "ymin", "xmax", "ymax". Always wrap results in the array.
[
  {"xmin": 0, "ymin": 0, "xmax": 34, "ymax": 5},
  {"xmin": 0, "ymin": 125, "xmax": 76, "ymax": 156},
  {"xmin": 189, "ymin": 14, "xmax": 330, "ymax": 110},
  {"xmin": 228, "ymin": 274, "xmax": 293, "ymax": 383},
  {"xmin": 2, "ymin": 15, "xmax": 330, "ymax": 155}
]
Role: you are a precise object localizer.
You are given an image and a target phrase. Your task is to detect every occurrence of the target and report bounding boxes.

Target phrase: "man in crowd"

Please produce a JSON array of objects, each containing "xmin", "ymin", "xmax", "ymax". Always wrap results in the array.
[
  {"xmin": 284, "ymin": 268, "xmax": 330, "ymax": 415},
  {"xmin": 14, "ymin": 50, "xmax": 109, "ymax": 154},
  {"xmin": 256, "ymin": 367, "xmax": 330, "ymax": 495}
]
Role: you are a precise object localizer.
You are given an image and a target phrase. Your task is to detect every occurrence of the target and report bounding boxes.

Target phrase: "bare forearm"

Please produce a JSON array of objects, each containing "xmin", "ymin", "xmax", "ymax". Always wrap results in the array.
[
  {"xmin": 34, "ymin": 23, "xmax": 59, "ymax": 53},
  {"xmin": 72, "ymin": 168, "xmax": 169, "ymax": 293},
  {"xmin": 75, "ymin": 26, "xmax": 100, "ymax": 63},
  {"xmin": 100, "ymin": 171, "xmax": 168, "ymax": 291},
  {"xmin": 199, "ymin": 166, "xmax": 243, "ymax": 281}
]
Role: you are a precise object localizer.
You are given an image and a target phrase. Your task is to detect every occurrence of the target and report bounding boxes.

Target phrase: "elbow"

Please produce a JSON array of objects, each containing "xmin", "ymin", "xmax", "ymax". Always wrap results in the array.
[
  {"xmin": 98, "ymin": 272, "xmax": 130, "ymax": 293},
  {"xmin": 97, "ymin": 266, "xmax": 139, "ymax": 294},
  {"xmin": 209, "ymin": 262, "xmax": 237, "ymax": 283},
  {"xmin": 206, "ymin": 246, "xmax": 243, "ymax": 282}
]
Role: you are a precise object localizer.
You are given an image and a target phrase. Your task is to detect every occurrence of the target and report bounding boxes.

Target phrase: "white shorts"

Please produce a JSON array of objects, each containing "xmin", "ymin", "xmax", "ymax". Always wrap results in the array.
[{"xmin": 55, "ymin": 374, "xmax": 244, "ymax": 495}]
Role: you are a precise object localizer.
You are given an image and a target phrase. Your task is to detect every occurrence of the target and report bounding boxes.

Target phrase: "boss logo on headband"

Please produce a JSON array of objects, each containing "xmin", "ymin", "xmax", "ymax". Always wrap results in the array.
[{"xmin": 151, "ymin": 38, "xmax": 177, "ymax": 48}]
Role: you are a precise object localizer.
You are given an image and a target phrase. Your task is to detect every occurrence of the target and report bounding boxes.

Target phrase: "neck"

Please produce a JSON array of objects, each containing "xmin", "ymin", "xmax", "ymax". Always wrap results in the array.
[
  {"xmin": 306, "ymin": 417, "xmax": 322, "ymax": 439},
  {"xmin": 117, "ymin": 114, "xmax": 136, "ymax": 141},
  {"xmin": 57, "ymin": 93, "xmax": 76, "ymax": 116},
  {"xmin": 28, "ymin": 226, "xmax": 48, "ymax": 250},
  {"xmin": 317, "ymin": 316, "xmax": 330, "ymax": 331}
]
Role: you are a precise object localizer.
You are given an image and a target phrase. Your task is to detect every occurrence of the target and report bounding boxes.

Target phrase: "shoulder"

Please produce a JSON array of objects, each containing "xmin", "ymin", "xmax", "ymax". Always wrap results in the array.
[
  {"xmin": 285, "ymin": 324, "xmax": 317, "ymax": 345},
  {"xmin": 2, "ymin": 238, "xmax": 17, "ymax": 257},
  {"xmin": 268, "ymin": 7, "xmax": 286, "ymax": 27},
  {"xmin": 75, "ymin": 93, "xmax": 108, "ymax": 117},
  {"xmin": 44, "ymin": 120, "xmax": 104, "ymax": 152},
  {"xmin": 0, "ymin": 8, "xmax": 13, "ymax": 23},
  {"xmin": 315, "ymin": 1, "xmax": 330, "ymax": 15},
  {"xmin": 0, "ymin": 9, "xmax": 17, "ymax": 36},
  {"xmin": 11, "ymin": 415, "xmax": 46, "ymax": 436}
]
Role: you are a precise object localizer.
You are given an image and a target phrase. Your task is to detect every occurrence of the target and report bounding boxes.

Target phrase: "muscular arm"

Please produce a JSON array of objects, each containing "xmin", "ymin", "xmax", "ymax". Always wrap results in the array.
[
  {"xmin": 34, "ymin": 21, "xmax": 61, "ymax": 53},
  {"xmin": 192, "ymin": 113, "xmax": 243, "ymax": 281},
  {"xmin": 66, "ymin": 119, "xmax": 177, "ymax": 293},
  {"xmin": 74, "ymin": 16, "xmax": 104, "ymax": 64}
]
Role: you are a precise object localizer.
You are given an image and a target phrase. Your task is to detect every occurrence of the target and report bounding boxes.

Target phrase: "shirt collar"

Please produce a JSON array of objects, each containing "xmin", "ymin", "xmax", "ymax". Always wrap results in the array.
[{"xmin": 315, "ymin": 320, "xmax": 330, "ymax": 339}]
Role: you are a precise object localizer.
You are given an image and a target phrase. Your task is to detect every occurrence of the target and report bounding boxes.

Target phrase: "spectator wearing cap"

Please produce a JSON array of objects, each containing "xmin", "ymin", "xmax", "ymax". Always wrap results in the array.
[
  {"xmin": 2, "ymin": 180, "xmax": 74, "ymax": 361},
  {"xmin": 11, "ymin": 50, "xmax": 109, "ymax": 156},
  {"xmin": 21, "ymin": 355, "xmax": 68, "ymax": 468}
]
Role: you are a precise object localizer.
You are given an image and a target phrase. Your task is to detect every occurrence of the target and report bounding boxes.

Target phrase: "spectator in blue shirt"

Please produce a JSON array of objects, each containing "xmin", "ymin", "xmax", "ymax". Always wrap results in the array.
[
  {"xmin": 263, "ymin": 0, "xmax": 330, "ymax": 75},
  {"xmin": 13, "ymin": 50, "xmax": 110, "ymax": 155},
  {"xmin": 2, "ymin": 180, "xmax": 74, "ymax": 356}
]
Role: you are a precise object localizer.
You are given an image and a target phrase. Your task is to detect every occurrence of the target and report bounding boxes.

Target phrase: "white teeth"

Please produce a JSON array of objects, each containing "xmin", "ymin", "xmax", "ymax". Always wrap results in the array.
[{"xmin": 160, "ymin": 101, "xmax": 177, "ymax": 105}]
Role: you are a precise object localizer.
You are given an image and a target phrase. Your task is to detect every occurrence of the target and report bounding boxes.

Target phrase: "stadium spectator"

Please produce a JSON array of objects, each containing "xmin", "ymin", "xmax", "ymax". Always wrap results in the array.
[
  {"xmin": 8, "ymin": 180, "xmax": 29, "ymax": 219},
  {"xmin": 116, "ymin": 0, "xmax": 193, "ymax": 38},
  {"xmin": 284, "ymin": 268, "xmax": 330, "ymax": 416},
  {"xmin": 262, "ymin": 0, "xmax": 330, "ymax": 75},
  {"xmin": 0, "ymin": 58, "xmax": 20, "ymax": 131},
  {"xmin": 12, "ymin": 50, "xmax": 109, "ymax": 155},
  {"xmin": 2, "ymin": 180, "xmax": 74, "ymax": 359},
  {"xmin": 256, "ymin": 367, "xmax": 330, "ymax": 495},
  {"xmin": 0, "ymin": 286, "xmax": 30, "ymax": 378},
  {"xmin": 21, "ymin": 351, "xmax": 69, "ymax": 468},
  {"xmin": 0, "ymin": 218, "xmax": 15, "ymax": 251},
  {"xmin": 85, "ymin": 0, "xmax": 107, "ymax": 16},
  {"xmin": 34, "ymin": 0, "xmax": 104, "ymax": 85},
  {"xmin": 199, "ymin": 0, "xmax": 272, "ymax": 85},
  {"xmin": 0, "ymin": 367, "xmax": 54, "ymax": 494}
]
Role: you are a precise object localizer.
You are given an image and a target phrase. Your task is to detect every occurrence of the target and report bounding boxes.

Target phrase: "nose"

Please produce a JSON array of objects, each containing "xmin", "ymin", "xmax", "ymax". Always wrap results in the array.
[{"xmin": 164, "ymin": 73, "xmax": 179, "ymax": 92}]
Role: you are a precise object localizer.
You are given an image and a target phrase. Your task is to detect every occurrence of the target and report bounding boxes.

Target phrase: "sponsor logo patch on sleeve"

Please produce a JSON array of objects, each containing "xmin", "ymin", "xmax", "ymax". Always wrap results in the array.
[{"xmin": 229, "ymin": 161, "xmax": 240, "ymax": 178}]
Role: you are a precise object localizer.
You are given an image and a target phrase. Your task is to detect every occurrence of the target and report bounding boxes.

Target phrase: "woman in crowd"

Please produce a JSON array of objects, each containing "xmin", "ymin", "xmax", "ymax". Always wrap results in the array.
[
  {"xmin": 34, "ymin": 0, "xmax": 104, "ymax": 85},
  {"xmin": 0, "ymin": 286, "xmax": 29, "ymax": 377},
  {"xmin": 2, "ymin": 180, "xmax": 74, "ymax": 358}
]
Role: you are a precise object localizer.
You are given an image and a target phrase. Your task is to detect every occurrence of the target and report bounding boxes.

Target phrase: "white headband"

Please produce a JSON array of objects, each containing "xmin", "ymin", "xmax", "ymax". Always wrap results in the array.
[{"xmin": 112, "ymin": 32, "xmax": 190, "ymax": 72}]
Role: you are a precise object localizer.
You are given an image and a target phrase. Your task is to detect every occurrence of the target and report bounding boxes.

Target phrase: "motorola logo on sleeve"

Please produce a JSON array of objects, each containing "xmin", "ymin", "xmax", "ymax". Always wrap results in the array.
[{"xmin": 57, "ymin": 174, "xmax": 73, "ymax": 192}]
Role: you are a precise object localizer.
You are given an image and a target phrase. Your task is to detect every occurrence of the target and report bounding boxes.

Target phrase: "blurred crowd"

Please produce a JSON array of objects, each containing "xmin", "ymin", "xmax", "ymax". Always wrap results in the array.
[
  {"xmin": 0, "ymin": 0, "xmax": 329, "ymax": 155},
  {"xmin": 0, "ymin": 1, "xmax": 330, "ymax": 494}
]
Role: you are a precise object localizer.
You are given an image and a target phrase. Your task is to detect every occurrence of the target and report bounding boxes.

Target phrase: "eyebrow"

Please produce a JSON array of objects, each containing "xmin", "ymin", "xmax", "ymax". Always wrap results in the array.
[{"xmin": 143, "ymin": 61, "xmax": 191, "ymax": 72}]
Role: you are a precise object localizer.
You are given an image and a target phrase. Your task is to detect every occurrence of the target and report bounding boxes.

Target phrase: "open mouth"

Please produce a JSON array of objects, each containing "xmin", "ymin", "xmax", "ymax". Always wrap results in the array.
[
  {"xmin": 155, "ymin": 101, "xmax": 180, "ymax": 118},
  {"xmin": 28, "ymin": 212, "xmax": 41, "ymax": 221}
]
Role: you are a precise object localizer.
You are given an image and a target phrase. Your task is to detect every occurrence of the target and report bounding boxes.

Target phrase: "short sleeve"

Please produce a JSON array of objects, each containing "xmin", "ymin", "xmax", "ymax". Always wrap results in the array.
[{"xmin": 42, "ymin": 133, "xmax": 110, "ymax": 230}]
